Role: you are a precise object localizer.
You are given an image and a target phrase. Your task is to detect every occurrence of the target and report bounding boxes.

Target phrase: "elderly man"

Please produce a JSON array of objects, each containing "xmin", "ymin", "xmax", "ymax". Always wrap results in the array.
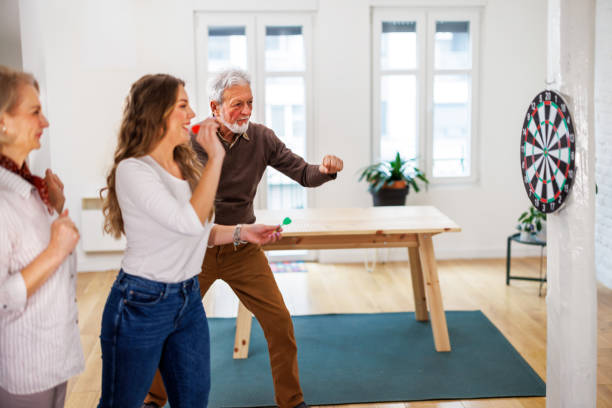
[{"xmin": 143, "ymin": 69, "xmax": 343, "ymax": 408}]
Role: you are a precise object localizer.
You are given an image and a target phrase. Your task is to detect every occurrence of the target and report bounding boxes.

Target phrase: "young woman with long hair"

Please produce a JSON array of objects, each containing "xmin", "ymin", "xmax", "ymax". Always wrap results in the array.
[{"xmin": 98, "ymin": 74, "xmax": 280, "ymax": 408}]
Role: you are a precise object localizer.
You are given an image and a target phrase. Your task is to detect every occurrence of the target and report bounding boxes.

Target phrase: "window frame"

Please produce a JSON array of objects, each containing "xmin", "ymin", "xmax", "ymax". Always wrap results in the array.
[
  {"xmin": 194, "ymin": 12, "xmax": 315, "ymax": 262},
  {"xmin": 372, "ymin": 7, "xmax": 481, "ymax": 184},
  {"xmin": 194, "ymin": 12, "xmax": 315, "ymax": 207}
]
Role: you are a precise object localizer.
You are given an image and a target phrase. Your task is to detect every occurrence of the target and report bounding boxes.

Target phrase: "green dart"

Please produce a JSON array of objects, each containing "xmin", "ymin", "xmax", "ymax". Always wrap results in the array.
[{"xmin": 277, "ymin": 217, "xmax": 292, "ymax": 231}]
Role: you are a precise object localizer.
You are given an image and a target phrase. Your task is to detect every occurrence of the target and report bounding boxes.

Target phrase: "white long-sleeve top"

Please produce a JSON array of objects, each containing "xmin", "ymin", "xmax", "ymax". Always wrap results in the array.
[
  {"xmin": 116, "ymin": 156, "xmax": 214, "ymax": 283},
  {"xmin": 0, "ymin": 167, "xmax": 84, "ymax": 394}
]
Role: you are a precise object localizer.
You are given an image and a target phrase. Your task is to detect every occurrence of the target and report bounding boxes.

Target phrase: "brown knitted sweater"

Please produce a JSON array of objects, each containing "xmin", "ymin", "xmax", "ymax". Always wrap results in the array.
[{"xmin": 191, "ymin": 122, "xmax": 335, "ymax": 225}]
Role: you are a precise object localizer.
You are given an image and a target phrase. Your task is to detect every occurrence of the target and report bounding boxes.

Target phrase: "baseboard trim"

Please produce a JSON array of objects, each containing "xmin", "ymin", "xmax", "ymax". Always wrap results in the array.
[
  {"xmin": 316, "ymin": 246, "xmax": 544, "ymax": 264},
  {"xmin": 76, "ymin": 247, "xmax": 545, "ymax": 272}
]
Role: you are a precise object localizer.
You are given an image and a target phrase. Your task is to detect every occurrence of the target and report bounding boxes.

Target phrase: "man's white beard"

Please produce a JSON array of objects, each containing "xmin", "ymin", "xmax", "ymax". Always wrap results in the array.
[{"xmin": 218, "ymin": 111, "xmax": 249, "ymax": 134}]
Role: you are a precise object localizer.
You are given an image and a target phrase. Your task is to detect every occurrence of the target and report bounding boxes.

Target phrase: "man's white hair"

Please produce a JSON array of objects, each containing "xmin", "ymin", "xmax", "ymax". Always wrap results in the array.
[{"xmin": 208, "ymin": 68, "xmax": 251, "ymax": 104}]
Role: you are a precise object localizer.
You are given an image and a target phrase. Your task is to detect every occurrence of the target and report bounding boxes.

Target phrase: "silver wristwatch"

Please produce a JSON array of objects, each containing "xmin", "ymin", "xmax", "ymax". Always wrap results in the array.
[{"xmin": 233, "ymin": 224, "xmax": 246, "ymax": 248}]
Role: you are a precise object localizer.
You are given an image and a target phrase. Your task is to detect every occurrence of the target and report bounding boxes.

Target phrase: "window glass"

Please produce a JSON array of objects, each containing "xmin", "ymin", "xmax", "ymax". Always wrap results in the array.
[
  {"xmin": 432, "ymin": 74, "xmax": 471, "ymax": 177},
  {"xmin": 208, "ymin": 26, "xmax": 248, "ymax": 71},
  {"xmin": 381, "ymin": 21, "xmax": 417, "ymax": 70},
  {"xmin": 265, "ymin": 26, "xmax": 305, "ymax": 72},
  {"xmin": 434, "ymin": 21, "xmax": 470, "ymax": 70},
  {"xmin": 380, "ymin": 75, "xmax": 418, "ymax": 162},
  {"xmin": 265, "ymin": 76, "xmax": 307, "ymax": 210},
  {"xmin": 292, "ymin": 105, "xmax": 305, "ymax": 139}
]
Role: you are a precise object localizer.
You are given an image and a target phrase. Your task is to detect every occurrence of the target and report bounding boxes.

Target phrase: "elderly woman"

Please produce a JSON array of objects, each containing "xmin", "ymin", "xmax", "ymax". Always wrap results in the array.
[
  {"xmin": 99, "ymin": 73, "xmax": 281, "ymax": 408},
  {"xmin": 0, "ymin": 65, "xmax": 83, "ymax": 407}
]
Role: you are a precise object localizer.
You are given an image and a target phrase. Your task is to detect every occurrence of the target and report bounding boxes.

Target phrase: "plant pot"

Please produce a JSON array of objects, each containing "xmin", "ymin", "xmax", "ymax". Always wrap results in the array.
[
  {"xmin": 369, "ymin": 185, "xmax": 409, "ymax": 206},
  {"xmin": 536, "ymin": 223, "xmax": 547, "ymax": 242},
  {"xmin": 519, "ymin": 230, "xmax": 536, "ymax": 242},
  {"xmin": 385, "ymin": 180, "xmax": 408, "ymax": 189}
]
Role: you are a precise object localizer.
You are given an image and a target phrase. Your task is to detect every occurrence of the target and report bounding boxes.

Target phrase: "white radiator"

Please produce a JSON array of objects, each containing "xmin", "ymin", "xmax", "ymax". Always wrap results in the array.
[{"xmin": 81, "ymin": 198, "xmax": 125, "ymax": 252}]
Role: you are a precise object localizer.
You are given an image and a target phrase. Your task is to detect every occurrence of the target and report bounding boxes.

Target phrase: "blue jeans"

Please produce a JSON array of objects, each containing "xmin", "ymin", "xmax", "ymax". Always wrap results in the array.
[{"xmin": 98, "ymin": 270, "xmax": 210, "ymax": 408}]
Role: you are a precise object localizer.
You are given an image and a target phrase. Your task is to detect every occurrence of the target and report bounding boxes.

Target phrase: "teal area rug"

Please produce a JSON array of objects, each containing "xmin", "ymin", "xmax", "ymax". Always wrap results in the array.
[
  {"xmin": 269, "ymin": 261, "xmax": 308, "ymax": 273},
  {"xmin": 172, "ymin": 311, "xmax": 545, "ymax": 407}
]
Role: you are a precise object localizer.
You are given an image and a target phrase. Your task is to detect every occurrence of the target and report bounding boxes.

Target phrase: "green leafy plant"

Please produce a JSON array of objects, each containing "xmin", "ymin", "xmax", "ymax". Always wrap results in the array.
[
  {"xmin": 358, "ymin": 152, "xmax": 429, "ymax": 193},
  {"xmin": 517, "ymin": 206, "xmax": 547, "ymax": 234}
]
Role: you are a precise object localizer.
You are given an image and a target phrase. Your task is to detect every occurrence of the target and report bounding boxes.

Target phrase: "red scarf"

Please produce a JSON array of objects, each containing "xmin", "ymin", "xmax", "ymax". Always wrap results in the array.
[{"xmin": 0, "ymin": 154, "xmax": 53, "ymax": 214}]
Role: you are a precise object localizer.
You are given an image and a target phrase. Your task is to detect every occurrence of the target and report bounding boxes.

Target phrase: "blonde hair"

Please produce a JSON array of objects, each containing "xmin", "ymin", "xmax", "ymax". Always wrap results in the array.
[
  {"xmin": 0, "ymin": 65, "xmax": 40, "ymax": 145},
  {"xmin": 101, "ymin": 74, "xmax": 204, "ymax": 238}
]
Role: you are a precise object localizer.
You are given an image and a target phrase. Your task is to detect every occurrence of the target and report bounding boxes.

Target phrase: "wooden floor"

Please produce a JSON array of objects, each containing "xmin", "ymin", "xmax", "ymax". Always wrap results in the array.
[{"xmin": 66, "ymin": 256, "xmax": 612, "ymax": 408}]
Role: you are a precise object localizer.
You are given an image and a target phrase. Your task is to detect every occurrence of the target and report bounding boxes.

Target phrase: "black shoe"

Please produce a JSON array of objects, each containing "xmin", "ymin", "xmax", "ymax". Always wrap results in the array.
[
  {"xmin": 141, "ymin": 403, "xmax": 161, "ymax": 408},
  {"xmin": 293, "ymin": 402, "xmax": 309, "ymax": 408}
]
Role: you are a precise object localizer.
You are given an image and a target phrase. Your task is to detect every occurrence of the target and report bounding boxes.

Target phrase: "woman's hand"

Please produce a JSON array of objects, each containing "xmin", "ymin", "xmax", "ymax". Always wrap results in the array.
[
  {"xmin": 241, "ymin": 224, "xmax": 282, "ymax": 245},
  {"xmin": 20, "ymin": 209, "xmax": 80, "ymax": 298},
  {"xmin": 190, "ymin": 118, "xmax": 225, "ymax": 224},
  {"xmin": 194, "ymin": 117, "xmax": 225, "ymax": 162},
  {"xmin": 47, "ymin": 209, "xmax": 79, "ymax": 260},
  {"xmin": 44, "ymin": 169, "xmax": 65, "ymax": 214}
]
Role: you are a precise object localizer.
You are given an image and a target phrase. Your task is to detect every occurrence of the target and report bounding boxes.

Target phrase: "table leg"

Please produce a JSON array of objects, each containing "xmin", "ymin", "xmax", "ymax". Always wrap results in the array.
[
  {"xmin": 417, "ymin": 233, "xmax": 451, "ymax": 352},
  {"xmin": 408, "ymin": 247, "xmax": 428, "ymax": 321},
  {"xmin": 233, "ymin": 300, "xmax": 253, "ymax": 359},
  {"xmin": 539, "ymin": 246, "xmax": 544, "ymax": 278},
  {"xmin": 506, "ymin": 236, "xmax": 512, "ymax": 285}
]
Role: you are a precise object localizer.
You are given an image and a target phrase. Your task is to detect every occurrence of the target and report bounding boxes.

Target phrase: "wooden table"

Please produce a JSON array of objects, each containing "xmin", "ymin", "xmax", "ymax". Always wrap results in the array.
[{"xmin": 232, "ymin": 206, "xmax": 461, "ymax": 359}]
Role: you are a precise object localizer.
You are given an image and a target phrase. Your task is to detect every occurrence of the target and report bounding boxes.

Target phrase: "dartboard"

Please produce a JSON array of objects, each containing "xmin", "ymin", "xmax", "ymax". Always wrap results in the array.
[{"xmin": 520, "ymin": 90, "xmax": 575, "ymax": 213}]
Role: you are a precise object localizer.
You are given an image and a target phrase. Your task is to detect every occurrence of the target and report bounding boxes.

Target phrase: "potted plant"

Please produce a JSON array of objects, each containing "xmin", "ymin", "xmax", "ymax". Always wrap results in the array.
[
  {"xmin": 517, "ymin": 206, "xmax": 547, "ymax": 242},
  {"xmin": 358, "ymin": 152, "xmax": 429, "ymax": 206}
]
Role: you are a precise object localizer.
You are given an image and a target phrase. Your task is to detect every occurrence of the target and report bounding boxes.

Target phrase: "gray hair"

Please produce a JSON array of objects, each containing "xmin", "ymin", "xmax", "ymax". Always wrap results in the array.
[{"xmin": 208, "ymin": 68, "xmax": 251, "ymax": 104}]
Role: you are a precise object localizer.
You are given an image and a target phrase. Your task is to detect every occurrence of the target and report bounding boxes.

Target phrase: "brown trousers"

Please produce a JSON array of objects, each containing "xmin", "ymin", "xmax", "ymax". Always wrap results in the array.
[{"xmin": 144, "ymin": 243, "xmax": 304, "ymax": 408}]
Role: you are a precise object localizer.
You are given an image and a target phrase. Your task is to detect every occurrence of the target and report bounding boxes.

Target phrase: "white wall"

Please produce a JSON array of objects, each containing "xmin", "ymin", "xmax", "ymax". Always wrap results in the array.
[
  {"xmin": 0, "ymin": 0, "xmax": 22, "ymax": 69},
  {"xmin": 595, "ymin": 0, "xmax": 612, "ymax": 289},
  {"xmin": 314, "ymin": 0, "xmax": 548, "ymax": 263},
  {"xmin": 545, "ymin": 0, "xmax": 598, "ymax": 404},
  {"xmin": 17, "ymin": 0, "xmax": 548, "ymax": 271},
  {"xmin": 19, "ymin": 0, "xmax": 199, "ymax": 271}
]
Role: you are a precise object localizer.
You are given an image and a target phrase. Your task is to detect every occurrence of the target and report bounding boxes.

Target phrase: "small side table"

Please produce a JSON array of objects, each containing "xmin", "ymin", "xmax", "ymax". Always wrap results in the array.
[{"xmin": 506, "ymin": 233, "xmax": 547, "ymax": 296}]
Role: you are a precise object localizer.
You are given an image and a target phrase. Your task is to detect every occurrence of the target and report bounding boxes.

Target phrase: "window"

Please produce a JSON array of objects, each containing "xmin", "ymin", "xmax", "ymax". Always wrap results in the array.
[
  {"xmin": 196, "ymin": 13, "xmax": 313, "ymax": 260},
  {"xmin": 373, "ymin": 9, "xmax": 480, "ymax": 181},
  {"xmin": 195, "ymin": 14, "xmax": 312, "ymax": 210}
]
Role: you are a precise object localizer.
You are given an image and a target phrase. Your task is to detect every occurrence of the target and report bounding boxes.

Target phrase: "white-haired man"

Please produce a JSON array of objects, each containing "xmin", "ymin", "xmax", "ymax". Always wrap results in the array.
[{"xmin": 143, "ymin": 69, "xmax": 343, "ymax": 408}]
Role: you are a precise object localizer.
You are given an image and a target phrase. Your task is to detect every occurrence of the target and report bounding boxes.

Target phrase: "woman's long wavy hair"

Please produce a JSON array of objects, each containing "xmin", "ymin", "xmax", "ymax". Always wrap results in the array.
[{"xmin": 101, "ymin": 74, "xmax": 204, "ymax": 238}]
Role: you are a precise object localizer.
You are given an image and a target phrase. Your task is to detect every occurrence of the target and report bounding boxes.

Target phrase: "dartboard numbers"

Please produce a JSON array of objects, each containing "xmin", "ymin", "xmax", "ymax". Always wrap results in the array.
[{"xmin": 520, "ymin": 90, "xmax": 576, "ymax": 213}]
